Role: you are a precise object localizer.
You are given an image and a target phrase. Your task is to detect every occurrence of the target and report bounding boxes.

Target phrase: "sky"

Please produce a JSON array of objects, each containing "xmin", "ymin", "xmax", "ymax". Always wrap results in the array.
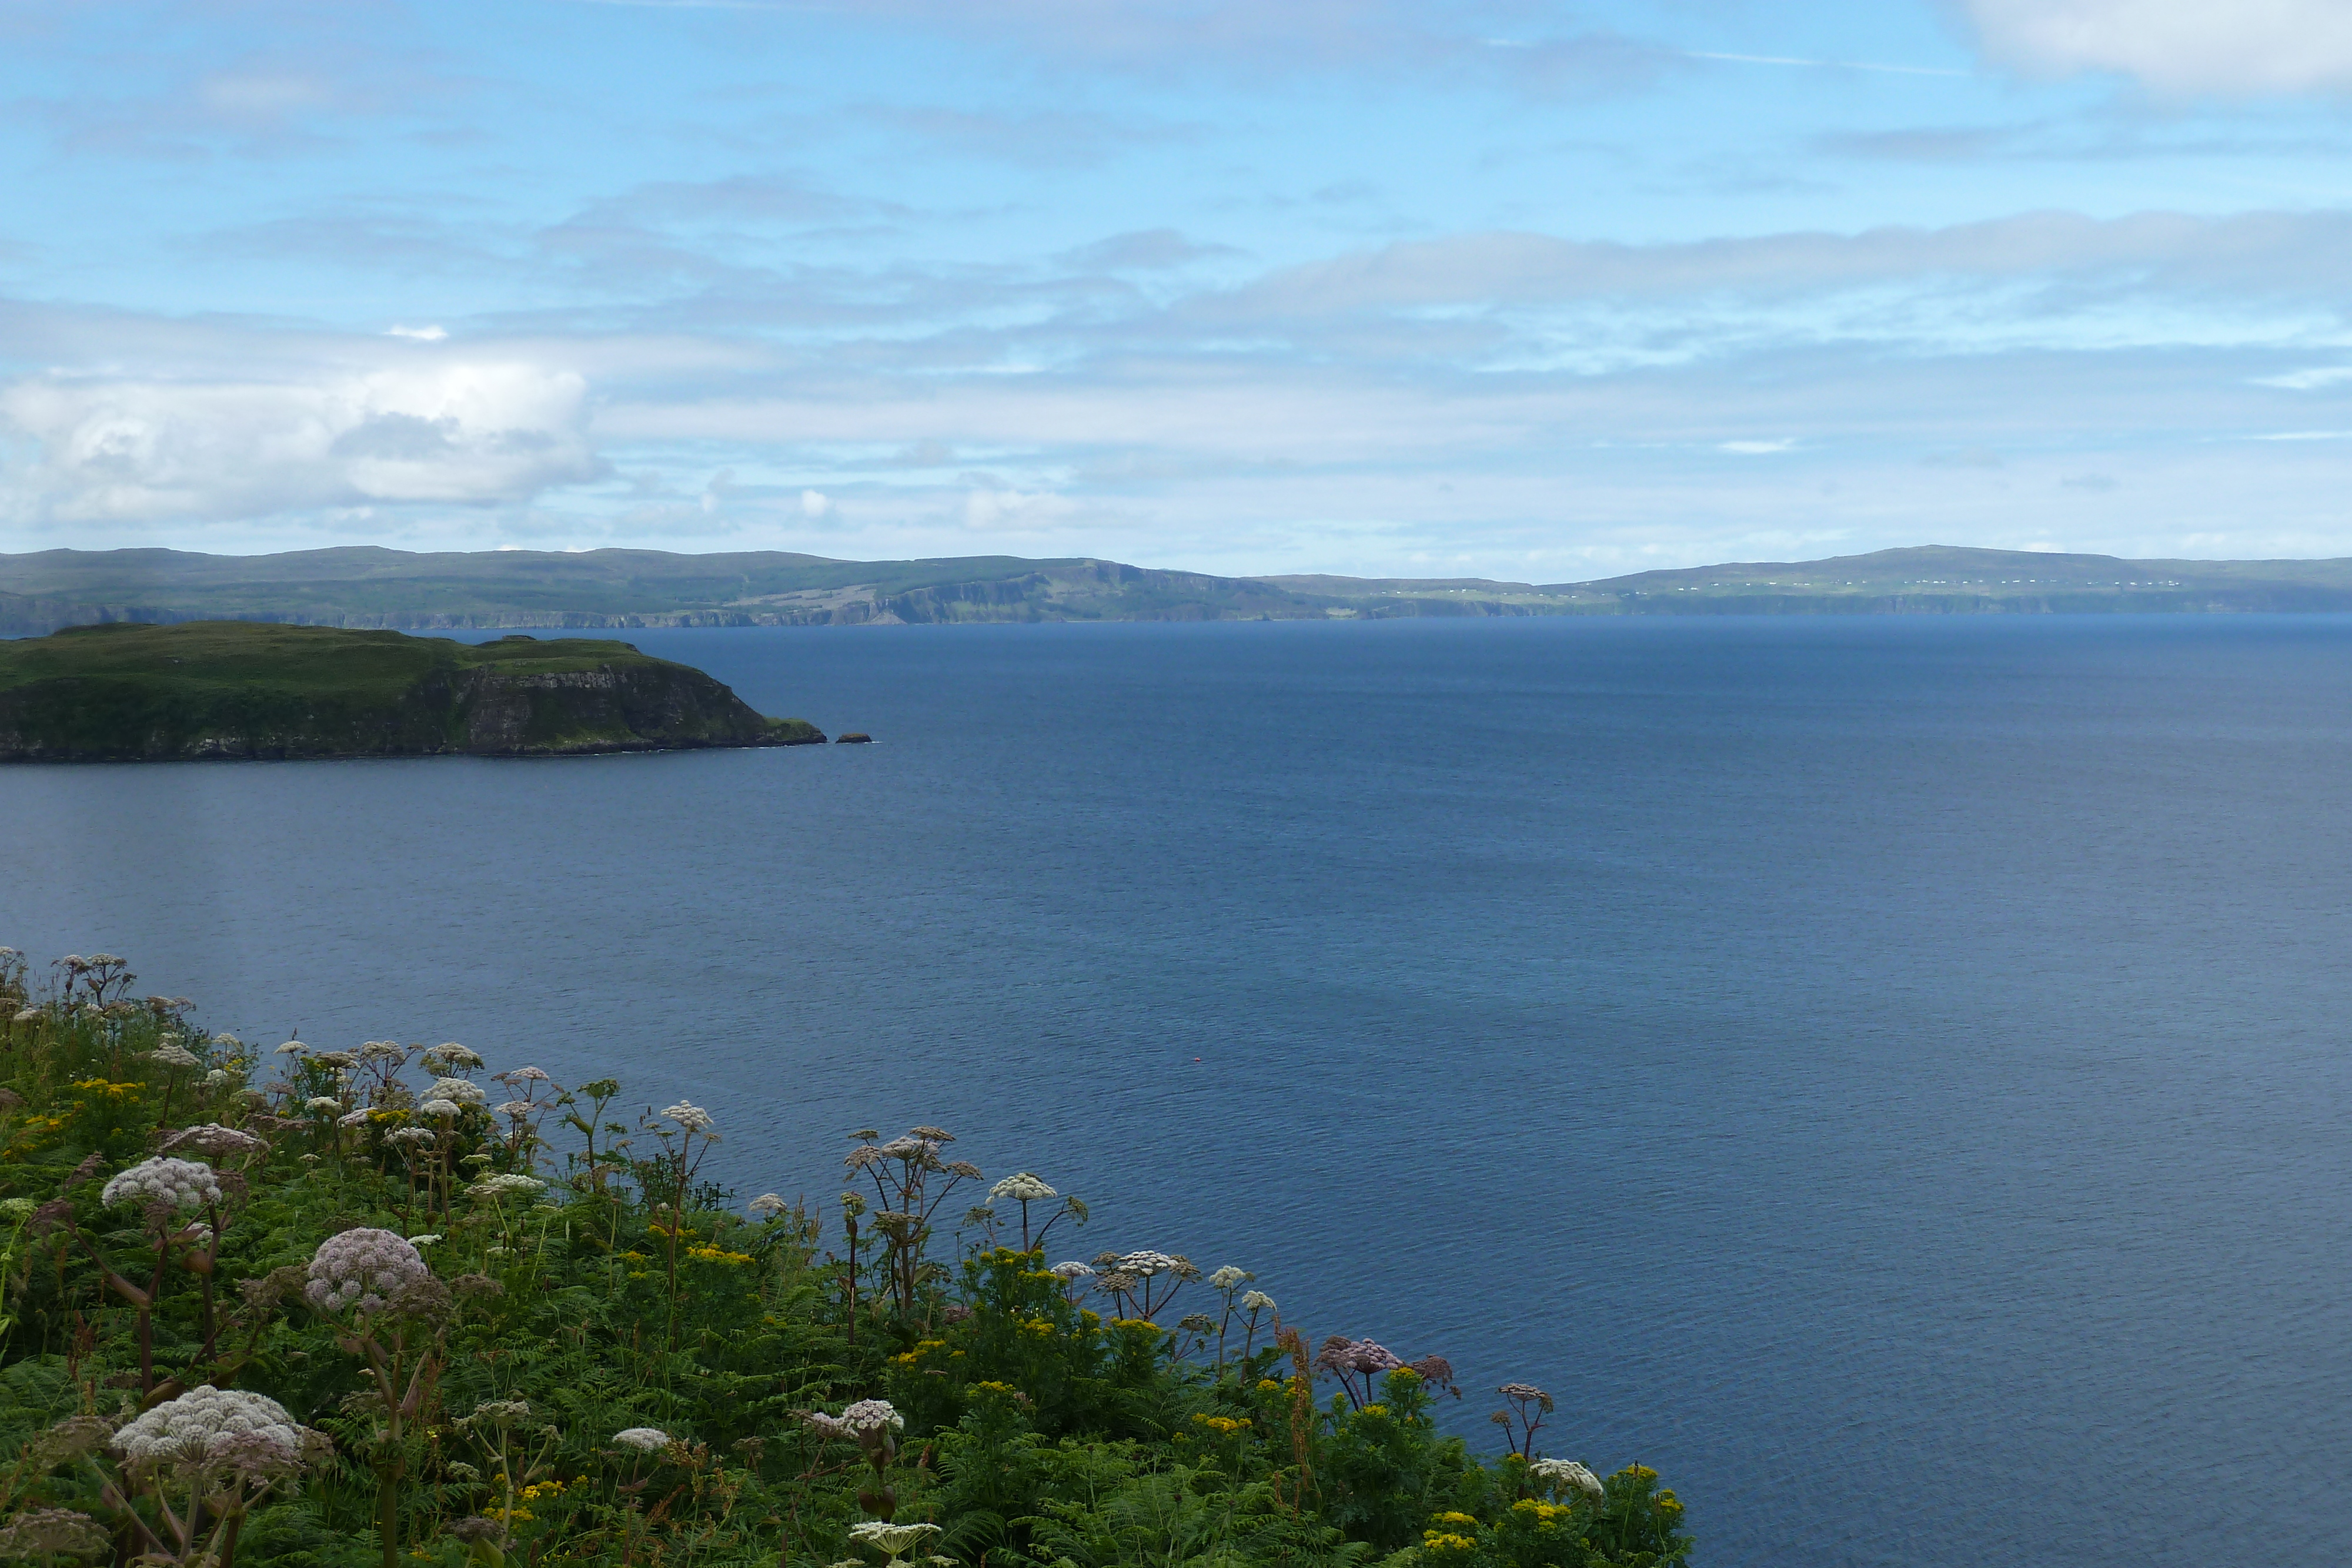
[{"xmin": 8, "ymin": 1, "xmax": 2352, "ymax": 579}]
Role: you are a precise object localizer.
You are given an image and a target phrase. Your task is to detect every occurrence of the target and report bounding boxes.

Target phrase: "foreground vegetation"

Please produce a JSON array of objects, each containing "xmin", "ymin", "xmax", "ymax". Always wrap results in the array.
[{"xmin": 0, "ymin": 950, "xmax": 1692, "ymax": 1567}]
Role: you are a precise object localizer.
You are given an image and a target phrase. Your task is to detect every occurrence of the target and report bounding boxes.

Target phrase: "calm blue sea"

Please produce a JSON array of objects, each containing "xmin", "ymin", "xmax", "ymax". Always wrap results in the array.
[{"xmin": 5, "ymin": 615, "xmax": 2349, "ymax": 1566}]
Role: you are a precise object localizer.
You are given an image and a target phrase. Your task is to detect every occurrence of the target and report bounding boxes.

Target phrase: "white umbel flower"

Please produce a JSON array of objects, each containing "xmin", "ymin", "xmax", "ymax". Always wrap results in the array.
[
  {"xmin": 1531, "ymin": 1458, "xmax": 1606, "ymax": 1500},
  {"xmin": 115, "ymin": 1385, "xmax": 310, "ymax": 1471},
  {"xmin": 336, "ymin": 1108, "xmax": 373, "ymax": 1128},
  {"xmin": 304, "ymin": 1096, "xmax": 343, "ymax": 1113},
  {"xmin": 613, "ymin": 1427, "xmax": 669, "ymax": 1452},
  {"xmin": 748, "ymin": 1193, "xmax": 789, "ymax": 1217},
  {"xmin": 1241, "ymin": 1289, "xmax": 1276, "ymax": 1313},
  {"xmin": 467, "ymin": 1174, "xmax": 544, "ymax": 1199},
  {"xmin": 428, "ymin": 1078, "xmax": 486, "ymax": 1106},
  {"xmin": 417, "ymin": 1099, "xmax": 462, "ymax": 1118},
  {"xmin": 1207, "ymin": 1266, "xmax": 1252, "ymax": 1290},
  {"xmin": 1049, "ymin": 1261, "xmax": 1094, "ymax": 1280},
  {"xmin": 102, "ymin": 1158, "xmax": 220, "ymax": 1212},
  {"xmin": 988, "ymin": 1172, "xmax": 1055, "ymax": 1202},
  {"xmin": 840, "ymin": 1399, "xmax": 902, "ymax": 1433},
  {"xmin": 305, "ymin": 1228, "xmax": 428, "ymax": 1315},
  {"xmin": 160, "ymin": 1124, "xmax": 269, "ymax": 1160},
  {"xmin": 663, "ymin": 1102, "xmax": 716, "ymax": 1133}
]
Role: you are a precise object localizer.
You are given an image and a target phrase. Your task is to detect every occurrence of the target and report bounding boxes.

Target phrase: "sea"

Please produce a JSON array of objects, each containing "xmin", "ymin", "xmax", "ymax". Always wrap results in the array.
[{"xmin": 4, "ymin": 613, "xmax": 2348, "ymax": 1567}]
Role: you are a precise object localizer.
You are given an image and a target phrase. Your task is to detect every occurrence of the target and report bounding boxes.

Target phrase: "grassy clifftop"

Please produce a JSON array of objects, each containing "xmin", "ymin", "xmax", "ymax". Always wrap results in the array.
[{"xmin": 0, "ymin": 621, "xmax": 824, "ymax": 761}]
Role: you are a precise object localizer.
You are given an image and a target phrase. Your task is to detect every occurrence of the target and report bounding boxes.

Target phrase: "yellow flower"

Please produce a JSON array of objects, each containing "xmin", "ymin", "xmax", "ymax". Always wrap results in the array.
[
  {"xmin": 1436, "ymin": 1513, "xmax": 1478, "ymax": 1527},
  {"xmin": 973, "ymin": 1380, "xmax": 1020, "ymax": 1395},
  {"xmin": 1620, "ymin": 1464, "xmax": 1658, "ymax": 1483},
  {"xmin": 1419, "ymin": 1532, "xmax": 1477, "ymax": 1553},
  {"xmin": 685, "ymin": 1243, "xmax": 754, "ymax": 1266},
  {"xmin": 1357, "ymin": 1403, "xmax": 1388, "ymax": 1419},
  {"xmin": 1255, "ymin": 1379, "xmax": 1284, "ymax": 1394}
]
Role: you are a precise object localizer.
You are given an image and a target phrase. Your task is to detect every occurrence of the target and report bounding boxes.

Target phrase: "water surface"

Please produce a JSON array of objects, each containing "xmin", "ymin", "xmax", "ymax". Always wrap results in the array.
[{"xmin": 5, "ymin": 616, "xmax": 2347, "ymax": 1566}]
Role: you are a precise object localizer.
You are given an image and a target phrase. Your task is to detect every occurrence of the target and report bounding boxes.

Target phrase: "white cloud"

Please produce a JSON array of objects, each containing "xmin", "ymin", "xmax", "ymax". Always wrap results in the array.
[
  {"xmin": 0, "ymin": 359, "xmax": 600, "ymax": 524},
  {"xmin": 1966, "ymin": 0, "xmax": 2352, "ymax": 93},
  {"xmin": 963, "ymin": 486, "xmax": 1077, "ymax": 532},
  {"xmin": 800, "ymin": 488, "xmax": 833, "ymax": 518},
  {"xmin": 387, "ymin": 324, "xmax": 447, "ymax": 342},
  {"xmin": 1720, "ymin": 439, "xmax": 1796, "ymax": 454}
]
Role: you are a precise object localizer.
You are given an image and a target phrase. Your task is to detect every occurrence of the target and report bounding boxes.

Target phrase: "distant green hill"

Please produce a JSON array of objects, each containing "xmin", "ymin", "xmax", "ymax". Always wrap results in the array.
[
  {"xmin": 6, "ymin": 543, "xmax": 2352, "ymax": 633},
  {"xmin": 0, "ymin": 620, "xmax": 824, "ymax": 761}
]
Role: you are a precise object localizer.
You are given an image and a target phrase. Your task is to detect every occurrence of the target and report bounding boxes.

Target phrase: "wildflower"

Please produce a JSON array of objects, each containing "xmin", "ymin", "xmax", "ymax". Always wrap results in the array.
[
  {"xmin": 161, "ymin": 1124, "xmax": 270, "ymax": 1159},
  {"xmin": 306, "ymin": 1228, "xmax": 429, "ymax": 1315},
  {"xmin": 336, "ymin": 1108, "xmax": 373, "ymax": 1128},
  {"xmin": 313, "ymin": 1050, "xmax": 358, "ymax": 1069},
  {"xmin": 429, "ymin": 1077, "xmax": 486, "ymax": 1106},
  {"xmin": 358, "ymin": 1041, "xmax": 408, "ymax": 1065},
  {"xmin": 1178, "ymin": 1313, "xmax": 1218, "ymax": 1334},
  {"xmin": 1241, "ymin": 1289, "xmax": 1275, "ymax": 1313},
  {"xmin": 148, "ymin": 1042, "xmax": 202, "ymax": 1069},
  {"xmin": 102, "ymin": 1156, "xmax": 222, "ymax": 1212},
  {"xmin": 840, "ymin": 1399, "xmax": 903, "ymax": 1433},
  {"xmin": 908, "ymin": 1124, "xmax": 953, "ymax": 1142},
  {"xmin": 385, "ymin": 1128, "xmax": 435, "ymax": 1148},
  {"xmin": 989, "ymin": 1172, "xmax": 1055, "ymax": 1202},
  {"xmin": 612, "ymin": 1427, "xmax": 669, "ymax": 1452},
  {"xmin": 0, "ymin": 1508, "xmax": 110, "ymax": 1560},
  {"xmin": 748, "ymin": 1192, "xmax": 789, "ymax": 1217},
  {"xmin": 1315, "ymin": 1336, "xmax": 1403, "ymax": 1376},
  {"xmin": 418, "ymin": 1099, "xmax": 462, "ymax": 1118},
  {"xmin": 1531, "ymin": 1458, "xmax": 1606, "ymax": 1501},
  {"xmin": 9, "ymin": 1009, "xmax": 36, "ymax": 1025},
  {"xmin": 304, "ymin": 1096, "xmax": 342, "ymax": 1113},
  {"xmin": 420, "ymin": 1043, "xmax": 484, "ymax": 1072},
  {"xmin": 1119, "ymin": 1251, "xmax": 1195, "ymax": 1278},
  {"xmin": 468, "ymin": 1174, "xmax": 545, "ymax": 1199},
  {"xmin": 1208, "ymin": 1265, "xmax": 1252, "ymax": 1290},
  {"xmin": 0, "ymin": 1198, "xmax": 35, "ymax": 1222},
  {"xmin": 466, "ymin": 1398, "xmax": 533, "ymax": 1427},
  {"xmin": 115, "ymin": 1384, "xmax": 321, "ymax": 1480},
  {"xmin": 1499, "ymin": 1382, "xmax": 1552, "ymax": 1406},
  {"xmin": 494, "ymin": 1099, "xmax": 534, "ymax": 1118},
  {"xmin": 1050, "ymin": 1259, "xmax": 1094, "ymax": 1279},
  {"xmin": 408, "ymin": 1233, "xmax": 443, "ymax": 1246},
  {"xmin": 663, "ymin": 1101, "xmax": 716, "ymax": 1132},
  {"xmin": 850, "ymin": 1520, "xmax": 944, "ymax": 1562},
  {"xmin": 201, "ymin": 1068, "xmax": 233, "ymax": 1088},
  {"xmin": 498, "ymin": 1065, "xmax": 551, "ymax": 1084}
]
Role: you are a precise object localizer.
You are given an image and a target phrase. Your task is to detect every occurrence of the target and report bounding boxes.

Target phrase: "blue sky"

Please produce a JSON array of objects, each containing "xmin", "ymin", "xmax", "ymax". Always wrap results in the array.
[{"xmin": 7, "ymin": 0, "xmax": 2352, "ymax": 578}]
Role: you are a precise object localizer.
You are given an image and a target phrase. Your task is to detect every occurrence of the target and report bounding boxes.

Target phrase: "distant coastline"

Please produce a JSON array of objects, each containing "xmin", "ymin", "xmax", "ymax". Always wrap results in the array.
[{"xmin": 7, "ymin": 543, "xmax": 2352, "ymax": 636}]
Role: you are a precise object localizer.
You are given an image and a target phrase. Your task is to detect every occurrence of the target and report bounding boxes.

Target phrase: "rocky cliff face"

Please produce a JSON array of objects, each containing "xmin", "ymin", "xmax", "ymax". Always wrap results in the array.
[{"xmin": 450, "ymin": 662, "xmax": 817, "ymax": 755}]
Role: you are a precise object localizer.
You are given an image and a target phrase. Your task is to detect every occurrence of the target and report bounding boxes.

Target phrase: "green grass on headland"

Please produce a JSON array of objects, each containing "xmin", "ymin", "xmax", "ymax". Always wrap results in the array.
[
  {"xmin": 0, "ymin": 621, "xmax": 823, "ymax": 760},
  {"xmin": 0, "ymin": 950, "xmax": 1693, "ymax": 1567}
]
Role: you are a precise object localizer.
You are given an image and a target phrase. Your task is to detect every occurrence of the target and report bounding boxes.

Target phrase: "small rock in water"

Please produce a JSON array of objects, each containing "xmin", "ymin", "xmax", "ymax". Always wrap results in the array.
[{"xmin": 836, "ymin": 732, "xmax": 874, "ymax": 744}]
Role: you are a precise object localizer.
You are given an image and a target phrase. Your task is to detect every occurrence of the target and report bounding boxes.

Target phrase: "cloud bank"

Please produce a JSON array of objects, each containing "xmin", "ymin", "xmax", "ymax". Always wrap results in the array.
[{"xmin": 1966, "ymin": 0, "xmax": 2352, "ymax": 93}]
